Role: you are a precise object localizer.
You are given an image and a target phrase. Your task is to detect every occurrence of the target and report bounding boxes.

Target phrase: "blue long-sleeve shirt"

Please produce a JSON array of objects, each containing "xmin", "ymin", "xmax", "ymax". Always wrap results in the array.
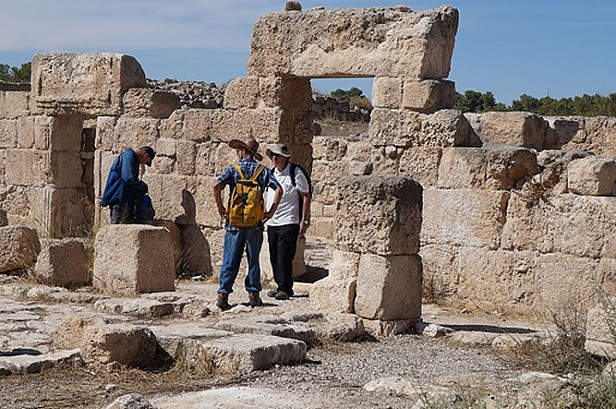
[{"xmin": 100, "ymin": 149, "xmax": 148, "ymax": 208}]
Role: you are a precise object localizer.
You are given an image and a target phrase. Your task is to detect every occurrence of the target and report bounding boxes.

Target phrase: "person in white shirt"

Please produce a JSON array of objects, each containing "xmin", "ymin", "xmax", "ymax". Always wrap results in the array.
[{"xmin": 265, "ymin": 144, "xmax": 312, "ymax": 300}]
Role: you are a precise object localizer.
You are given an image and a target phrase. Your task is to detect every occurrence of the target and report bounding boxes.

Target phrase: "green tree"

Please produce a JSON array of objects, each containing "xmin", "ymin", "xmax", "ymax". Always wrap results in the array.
[
  {"xmin": 330, "ymin": 87, "xmax": 363, "ymax": 101},
  {"xmin": 0, "ymin": 62, "xmax": 31, "ymax": 82}
]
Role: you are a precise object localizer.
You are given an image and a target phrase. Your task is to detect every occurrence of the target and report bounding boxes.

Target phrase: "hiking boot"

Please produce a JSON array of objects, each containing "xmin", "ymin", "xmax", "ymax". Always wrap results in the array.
[
  {"xmin": 266, "ymin": 290, "xmax": 278, "ymax": 298},
  {"xmin": 274, "ymin": 291, "xmax": 290, "ymax": 300},
  {"xmin": 216, "ymin": 293, "xmax": 231, "ymax": 311},
  {"xmin": 248, "ymin": 292, "xmax": 263, "ymax": 307}
]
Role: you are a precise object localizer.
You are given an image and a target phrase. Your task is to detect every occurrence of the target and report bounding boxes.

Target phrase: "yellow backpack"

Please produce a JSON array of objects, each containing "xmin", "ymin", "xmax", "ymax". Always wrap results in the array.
[{"xmin": 227, "ymin": 164, "xmax": 265, "ymax": 227}]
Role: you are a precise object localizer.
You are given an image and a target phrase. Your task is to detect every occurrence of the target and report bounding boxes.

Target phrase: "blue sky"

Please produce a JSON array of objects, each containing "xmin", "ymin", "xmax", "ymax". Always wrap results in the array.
[{"xmin": 1, "ymin": 0, "xmax": 614, "ymax": 105}]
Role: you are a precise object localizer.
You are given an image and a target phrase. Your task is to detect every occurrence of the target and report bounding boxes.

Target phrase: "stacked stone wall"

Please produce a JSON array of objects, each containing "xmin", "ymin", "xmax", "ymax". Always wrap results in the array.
[{"xmin": 1, "ymin": 5, "xmax": 615, "ymax": 319}]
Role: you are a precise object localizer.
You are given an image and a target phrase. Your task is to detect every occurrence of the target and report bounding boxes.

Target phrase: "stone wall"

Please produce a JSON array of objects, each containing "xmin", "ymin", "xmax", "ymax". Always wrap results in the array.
[{"xmin": 1, "ymin": 5, "xmax": 615, "ymax": 319}]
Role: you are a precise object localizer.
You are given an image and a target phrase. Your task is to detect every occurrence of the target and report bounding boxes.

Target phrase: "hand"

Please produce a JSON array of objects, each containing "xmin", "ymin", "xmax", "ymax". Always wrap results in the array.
[
  {"xmin": 299, "ymin": 222, "xmax": 308, "ymax": 237},
  {"xmin": 217, "ymin": 206, "xmax": 227, "ymax": 220}
]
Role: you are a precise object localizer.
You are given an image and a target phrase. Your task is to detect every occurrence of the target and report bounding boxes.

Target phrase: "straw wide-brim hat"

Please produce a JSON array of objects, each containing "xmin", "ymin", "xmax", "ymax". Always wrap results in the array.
[
  {"xmin": 229, "ymin": 137, "xmax": 263, "ymax": 161},
  {"xmin": 266, "ymin": 143, "xmax": 291, "ymax": 159}
]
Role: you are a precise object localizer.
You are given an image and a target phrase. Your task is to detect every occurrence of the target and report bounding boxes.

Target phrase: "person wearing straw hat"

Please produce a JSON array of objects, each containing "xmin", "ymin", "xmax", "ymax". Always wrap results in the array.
[
  {"xmin": 264, "ymin": 143, "xmax": 312, "ymax": 301},
  {"xmin": 213, "ymin": 136, "xmax": 282, "ymax": 310}
]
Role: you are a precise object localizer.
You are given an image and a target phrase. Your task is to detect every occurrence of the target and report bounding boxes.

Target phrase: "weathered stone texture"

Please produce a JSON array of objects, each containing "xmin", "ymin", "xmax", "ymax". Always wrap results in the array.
[
  {"xmin": 34, "ymin": 238, "xmax": 89, "ymax": 287},
  {"xmin": 585, "ymin": 299, "xmax": 616, "ymax": 358},
  {"xmin": 421, "ymin": 188, "xmax": 509, "ymax": 249},
  {"xmin": 30, "ymin": 53, "xmax": 147, "ymax": 117},
  {"xmin": 555, "ymin": 116, "xmax": 616, "ymax": 157},
  {"xmin": 402, "ymin": 79, "xmax": 456, "ymax": 113},
  {"xmin": 335, "ymin": 176, "xmax": 422, "ymax": 255},
  {"xmin": 92, "ymin": 225, "xmax": 175, "ymax": 295},
  {"xmin": 502, "ymin": 194, "xmax": 616, "ymax": 259},
  {"xmin": 472, "ymin": 111, "xmax": 548, "ymax": 149},
  {"xmin": 224, "ymin": 76, "xmax": 312, "ymax": 110},
  {"xmin": 0, "ymin": 226, "xmax": 41, "ymax": 273},
  {"xmin": 247, "ymin": 6, "xmax": 458, "ymax": 79},
  {"xmin": 370, "ymin": 109, "xmax": 473, "ymax": 147},
  {"xmin": 567, "ymin": 156, "xmax": 616, "ymax": 196},
  {"xmin": 122, "ymin": 88, "xmax": 180, "ymax": 118},
  {"xmin": 354, "ymin": 253, "xmax": 422, "ymax": 321},
  {"xmin": 2, "ymin": 91, "xmax": 29, "ymax": 119},
  {"xmin": 437, "ymin": 147, "xmax": 539, "ymax": 190}
]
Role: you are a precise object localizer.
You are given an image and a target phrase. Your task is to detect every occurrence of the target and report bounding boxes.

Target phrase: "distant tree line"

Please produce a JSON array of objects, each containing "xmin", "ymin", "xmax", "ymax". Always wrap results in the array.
[
  {"xmin": 455, "ymin": 89, "xmax": 616, "ymax": 117},
  {"xmin": 0, "ymin": 63, "xmax": 31, "ymax": 83}
]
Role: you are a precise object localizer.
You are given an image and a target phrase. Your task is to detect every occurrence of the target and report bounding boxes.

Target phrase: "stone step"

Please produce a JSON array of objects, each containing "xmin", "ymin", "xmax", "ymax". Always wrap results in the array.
[{"xmin": 0, "ymin": 349, "xmax": 80, "ymax": 375}]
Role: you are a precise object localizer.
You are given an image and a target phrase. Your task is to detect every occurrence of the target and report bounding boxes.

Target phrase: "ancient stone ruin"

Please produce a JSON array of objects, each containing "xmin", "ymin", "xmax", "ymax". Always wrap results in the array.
[{"xmin": 1, "ymin": 4, "xmax": 616, "ymax": 336}]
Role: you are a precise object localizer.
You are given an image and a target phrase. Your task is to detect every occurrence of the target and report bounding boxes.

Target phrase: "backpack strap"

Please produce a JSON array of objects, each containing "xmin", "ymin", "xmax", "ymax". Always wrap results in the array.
[
  {"xmin": 231, "ymin": 163, "xmax": 246, "ymax": 180},
  {"xmin": 249, "ymin": 164, "xmax": 265, "ymax": 182}
]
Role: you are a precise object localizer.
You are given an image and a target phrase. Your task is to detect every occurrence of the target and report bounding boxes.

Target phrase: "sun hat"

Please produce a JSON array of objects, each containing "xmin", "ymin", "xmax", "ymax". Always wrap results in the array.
[
  {"xmin": 266, "ymin": 143, "xmax": 291, "ymax": 159},
  {"xmin": 229, "ymin": 137, "xmax": 263, "ymax": 161}
]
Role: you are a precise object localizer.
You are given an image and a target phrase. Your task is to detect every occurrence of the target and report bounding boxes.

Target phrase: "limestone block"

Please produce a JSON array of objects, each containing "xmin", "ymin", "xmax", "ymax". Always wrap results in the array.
[
  {"xmin": 4, "ymin": 91, "xmax": 29, "ymax": 119},
  {"xmin": 30, "ymin": 52, "xmax": 147, "ymax": 116},
  {"xmin": 478, "ymin": 111, "xmax": 548, "ymax": 149},
  {"xmin": 82, "ymin": 323, "xmax": 158, "ymax": 368},
  {"xmin": 363, "ymin": 319, "xmax": 413, "ymax": 336},
  {"xmin": 50, "ymin": 151, "xmax": 83, "ymax": 188},
  {"xmin": 122, "ymin": 88, "xmax": 180, "ymax": 118},
  {"xmin": 328, "ymin": 250, "xmax": 360, "ymax": 279},
  {"xmin": 247, "ymin": 6, "xmax": 458, "ymax": 79},
  {"xmin": 398, "ymin": 146, "xmax": 442, "ymax": 187},
  {"xmin": 111, "ymin": 117, "xmax": 161, "ymax": 151},
  {"xmin": 310, "ymin": 276, "xmax": 356, "ymax": 314},
  {"xmin": 585, "ymin": 299, "xmax": 616, "ymax": 358},
  {"xmin": 260, "ymin": 77, "xmax": 312, "ymax": 110},
  {"xmin": 195, "ymin": 142, "xmax": 224, "ymax": 176},
  {"xmin": 199, "ymin": 333, "xmax": 306, "ymax": 373},
  {"xmin": 354, "ymin": 253, "xmax": 422, "ymax": 321},
  {"xmin": 502, "ymin": 194, "xmax": 616, "ymax": 259},
  {"xmin": 49, "ymin": 115, "xmax": 83, "ymax": 152},
  {"xmin": 421, "ymin": 188, "xmax": 509, "ymax": 249},
  {"xmin": 233, "ymin": 108, "xmax": 285, "ymax": 144},
  {"xmin": 555, "ymin": 116, "xmax": 616, "ymax": 158},
  {"xmin": 369, "ymin": 108, "xmax": 473, "ymax": 147},
  {"xmin": 203, "ymin": 227, "xmax": 225, "ymax": 274},
  {"xmin": 92, "ymin": 224, "xmax": 175, "ymax": 295},
  {"xmin": 155, "ymin": 137, "xmax": 177, "ymax": 158},
  {"xmin": 175, "ymin": 140, "xmax": 197, "ymax": 176},
  {"xmin": 544, "ymin": 117, "xmax": 580, "ymax": 149},
  {"xmin": 39, "ymin": 186, "xmax": 90, "ymax": 238},
  {"xmin": 311, "ymin": 217, "xmax": 335, "ymax": 239},
  {"xmin": 335, "ymin": 176, "xmax": 422, "ymax": 255},
  {"xmin": 568, "ymin": 157, "xmax": 616, "ymax": 196},
  {"xmin": 402, "ymin": 79, "xmax": 456, "ymax": 113},
  {"xmin": 0, "ymin": 119, "xmax": 17, "ymax": 148},
  {"xmin": 160, "ymin": 109, "xmax": 235, "ymax": 143},
  {"xmin": 372, "ymin": 77, "xmax": 402, "ymax": 109},
  {"xmin": 141, "ymin": 174, "xmax": 196, "ymax": 228},
  {"xmin": 0, "ymin": 226, "xmax": 41, "ymax": 273},
  {"xmin": 153, "ymin": 220, "xmax": 182, "ymax": 275},
  {"xmin": 419, "ymin": 244, "xmax": 460, "ymax": 301},
  {"xmin": 4, "ymin": 149, "xmax": 50, "ymax": 186},
  {"xmin": 32, "ymin": 115, "xmax": 51, "ymax": 149},
  {"xmin": 223, "ymin": 77, "xmax": 260, "ymax": 109},
  {"xmin": 194, "ymin": 176, "xmax": 220, "ymax": 228},
  {"xmin": 34, "ymin": 238, "xmax": 89, "ymax": 287},
  {"xmin": 455, "ymin": 247, "xmax": 536, "ymax": 311},
  {"xmin": 437, "ymin": 147, "xmax": 538, "ymax": 190},
  {"xmin": 533, "ymin": 252, "xmax": 602, "ymax": 313},
  {"xmin": 94, "ymin": 116, "xmax": 117, "ymax": 151},
  {"xmin": 16, "ymin": 117, "xmax": 35, "ymax": 149}
]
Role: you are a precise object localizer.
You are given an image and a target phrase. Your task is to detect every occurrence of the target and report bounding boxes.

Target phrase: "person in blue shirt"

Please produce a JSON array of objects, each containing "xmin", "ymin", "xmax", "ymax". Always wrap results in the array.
[
  {"xmin": 100, "ymin": 146, "xmax": 156, "ymax": 224},
  {"xmin": 213, "ymin": 137, "xmax": 282, "ymax": 310}
]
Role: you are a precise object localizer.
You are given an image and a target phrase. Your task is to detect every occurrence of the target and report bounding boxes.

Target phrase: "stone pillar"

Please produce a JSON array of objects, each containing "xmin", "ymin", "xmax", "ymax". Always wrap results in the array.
[{"xmin": 311, "ymin": 176, "xmax": 423, "ymax": 335}]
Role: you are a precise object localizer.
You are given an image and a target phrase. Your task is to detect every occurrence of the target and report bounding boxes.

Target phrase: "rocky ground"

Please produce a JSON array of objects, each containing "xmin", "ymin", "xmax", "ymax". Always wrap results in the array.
[{"xmin": 0, "ymin": 237, "xmax": 588, "ymax": 409}]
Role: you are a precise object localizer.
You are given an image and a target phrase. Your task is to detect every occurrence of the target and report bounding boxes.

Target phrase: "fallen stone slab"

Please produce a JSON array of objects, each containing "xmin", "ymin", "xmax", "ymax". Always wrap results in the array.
[
  {"xmin": 94, "ymin": 297, "xmax": 177, "ymax": 318},
  {"xmin": 201, "ymin": 334, "xmax": 306, "ymax": 373},
  {"xmin": 214, "ymin": 314, "xmax": 316, "ymax": 345},
  {"xmin": 0, "ymin": 348, "xmax": 80, "ymax": 375},
  {"xmin": 149, "ymin": 323, "xmax": 233, "ymax": 361}
]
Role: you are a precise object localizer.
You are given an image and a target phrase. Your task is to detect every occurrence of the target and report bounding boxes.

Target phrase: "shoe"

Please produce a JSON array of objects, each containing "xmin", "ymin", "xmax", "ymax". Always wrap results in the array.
[
  {"xmin": 248, "ymin": 292, "xmax": 263, "ymax": 307},
  {"xmin": 274, "ymin": 291, "xmax": 290, "ymax": 300},
  {"xmin": 216, "ymin": 293, "xmax": 231, "ymax": 311},
  {"xmin": 267, "ymin": 290, "xmax": 278, "ymax": 298}
]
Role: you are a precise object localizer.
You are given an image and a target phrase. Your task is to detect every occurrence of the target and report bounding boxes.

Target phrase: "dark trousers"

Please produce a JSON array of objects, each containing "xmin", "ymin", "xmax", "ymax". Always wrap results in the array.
[
  {"xmin": 267, "ymin": 224, "xmax": 300, "ymax": 295},
  {"xmin": 109, "ymin": 204, "xmax": 134, "ymax": 224}
]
